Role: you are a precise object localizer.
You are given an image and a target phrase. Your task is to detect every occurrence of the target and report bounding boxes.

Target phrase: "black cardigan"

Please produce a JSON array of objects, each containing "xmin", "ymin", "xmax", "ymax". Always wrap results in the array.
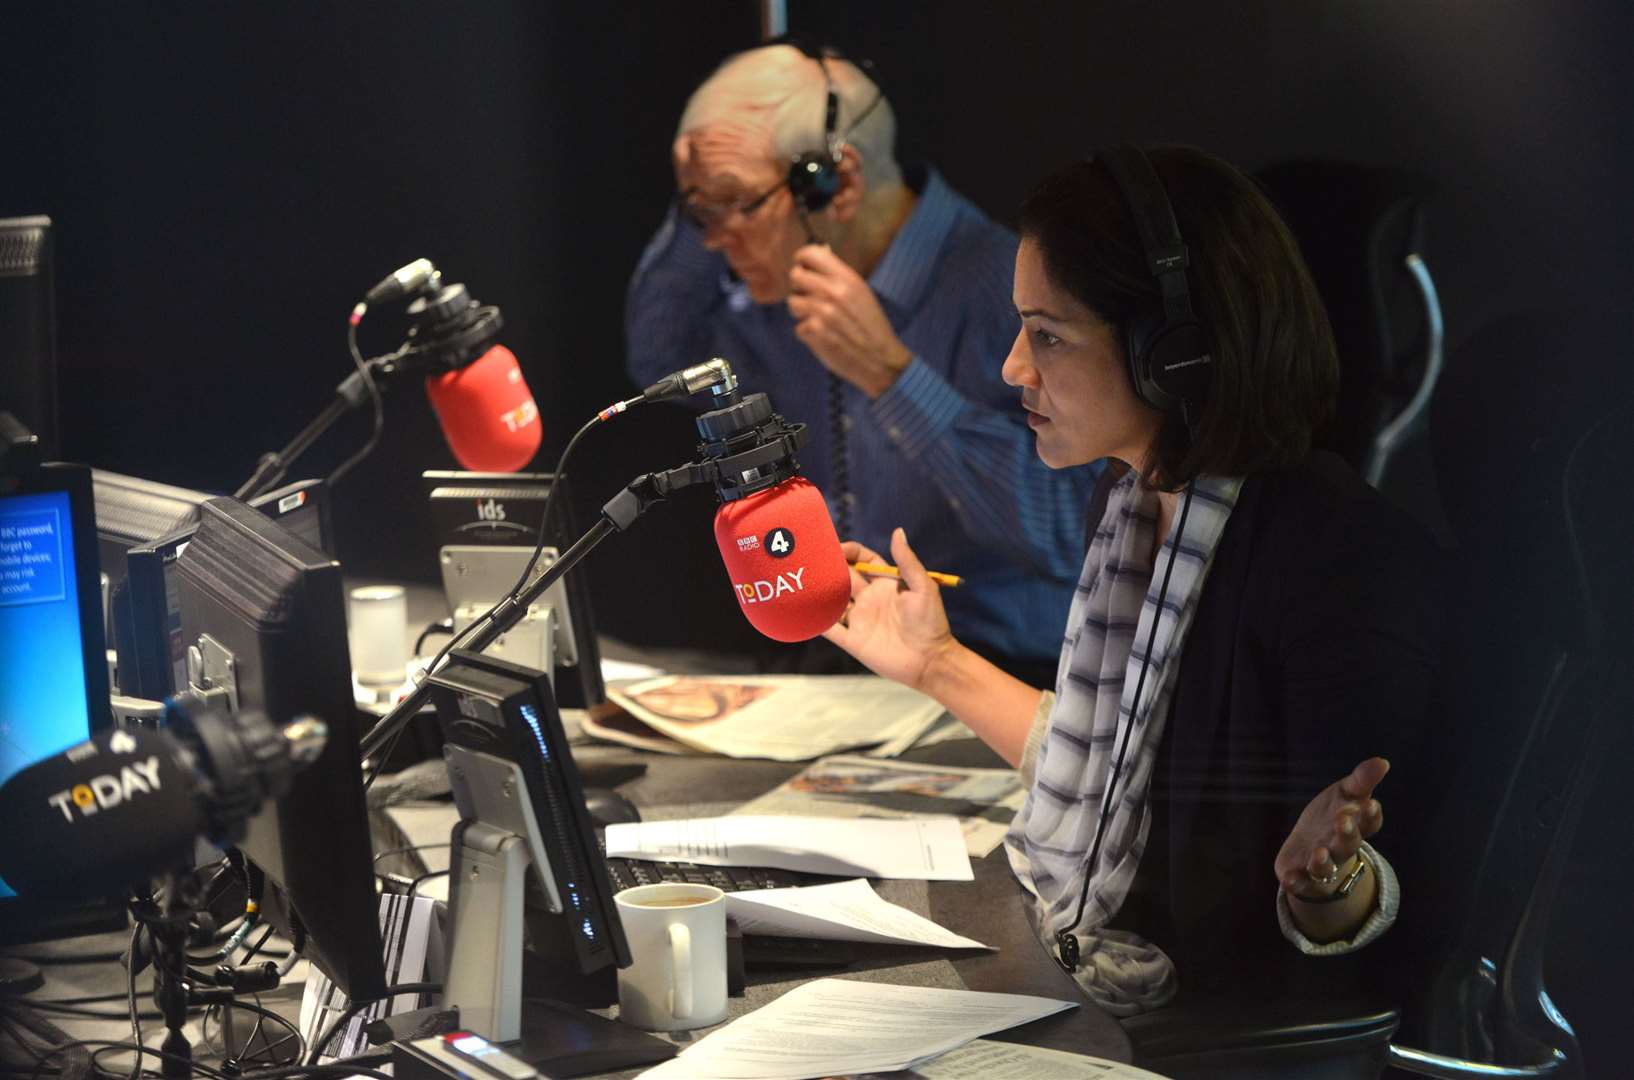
[{"xmin": 1090, "ymin": 453, "xmax": 1445, "ymax": 1002}]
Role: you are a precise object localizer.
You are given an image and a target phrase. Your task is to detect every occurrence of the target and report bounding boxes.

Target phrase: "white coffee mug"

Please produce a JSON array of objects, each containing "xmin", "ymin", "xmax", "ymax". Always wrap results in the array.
[
  {"xmin": 348, "ymin": 584, "xmax": 408, "ymax": 685},
  {"xmin": 614, "ymin": 883, "xmax": 728, "ymax": 1032}
]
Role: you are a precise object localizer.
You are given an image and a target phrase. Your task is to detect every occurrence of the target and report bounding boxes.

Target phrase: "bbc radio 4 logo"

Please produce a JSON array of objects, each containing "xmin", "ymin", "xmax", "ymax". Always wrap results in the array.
[{"xmin": 733, "ymin": 526, "xmax": 803, "ymax": 605}]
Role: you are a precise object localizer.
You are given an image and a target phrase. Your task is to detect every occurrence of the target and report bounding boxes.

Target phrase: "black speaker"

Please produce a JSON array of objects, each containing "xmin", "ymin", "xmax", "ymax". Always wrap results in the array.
[{"xmin": 0, "ymin": 216, "xmax": 58, "ymax": 458}]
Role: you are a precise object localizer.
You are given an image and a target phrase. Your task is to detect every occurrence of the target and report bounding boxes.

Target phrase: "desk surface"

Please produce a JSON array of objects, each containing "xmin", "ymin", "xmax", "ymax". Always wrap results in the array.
[{"xmin": 569, "ymin": 737, "xmax": 1133, "ymax": 1073}]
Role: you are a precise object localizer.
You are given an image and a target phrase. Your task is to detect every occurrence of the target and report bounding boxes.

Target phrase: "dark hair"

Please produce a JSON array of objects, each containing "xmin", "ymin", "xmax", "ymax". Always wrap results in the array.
[{"xmin": 1018, "ymin": 147, "xmax": 1338, "ymax": 490}]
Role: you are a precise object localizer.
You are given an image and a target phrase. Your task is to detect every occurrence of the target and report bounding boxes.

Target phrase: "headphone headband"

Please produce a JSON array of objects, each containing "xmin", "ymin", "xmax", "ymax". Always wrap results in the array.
[
  {"xmin": 762, "ymin": 37, "xmax": 885, "ymax": 216},
  {"xmin": 1096, "ymin": 145, "xmax": 1197, "ymax": 327},
  {"xmin": 1093, "ymin": 145, "xmax": 1212, "ymax": 415}
]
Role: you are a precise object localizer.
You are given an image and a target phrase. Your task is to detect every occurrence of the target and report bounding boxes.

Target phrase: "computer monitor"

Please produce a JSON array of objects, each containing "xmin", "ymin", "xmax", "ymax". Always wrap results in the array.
[
  {"xmin": 173, "ymin": 495, "xmax": 386, "ymax": 999},
  {"xmin": 116, "ymin": 478, "xmax": 334, "ymax": 700},
  {"xmin": 91, "ymin": 469, "xmax": 210, "ymax": 587},
  {"xmin": 423, "ymin": 470, "xmax": 605, "ymax": 709},
  {"xmin": 427, "ymin": 650, "xmax": 629, "ymax": 1019},
  {"xmin": 0, "ymin": 459, "xmax": 125, "ymax": 943},
  {"xmin": 0, "ymin": 217, "xmax": 59, "ymax": 459}
]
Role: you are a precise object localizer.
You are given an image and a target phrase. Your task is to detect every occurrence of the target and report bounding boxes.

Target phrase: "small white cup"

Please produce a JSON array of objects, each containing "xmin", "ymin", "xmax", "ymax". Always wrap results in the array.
[
  {"xmin": 614, "ymin": 883, "xmax": 728, "ymax": 1032},
  {"xmin": 348, "ymin": 584, "xmax": 408, "ymax": 685}
]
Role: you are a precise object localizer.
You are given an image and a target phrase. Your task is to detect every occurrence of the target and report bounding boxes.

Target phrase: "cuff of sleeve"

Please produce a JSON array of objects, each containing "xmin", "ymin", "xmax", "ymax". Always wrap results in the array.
[
  {"xmin": 1276, "ymin": 842, "xmax": 1400, "ymax": 956},
  {"xmin": 1017, "ymin": 691, "xmax": 1054, "ymax": 789},
  {"xmin": 869, "ymin": 358, "xmax": 968, "ymax": 458}
]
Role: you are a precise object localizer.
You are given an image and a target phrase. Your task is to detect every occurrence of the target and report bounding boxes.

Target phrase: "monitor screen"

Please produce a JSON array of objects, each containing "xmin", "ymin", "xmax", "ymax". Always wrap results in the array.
[
  {"xmin": 0, "ymin": 489, "xmax": 92, "ymax": 828},
  {"xmin": 0, "ymin": 461, "xmax": 120, "ymax": 938}
]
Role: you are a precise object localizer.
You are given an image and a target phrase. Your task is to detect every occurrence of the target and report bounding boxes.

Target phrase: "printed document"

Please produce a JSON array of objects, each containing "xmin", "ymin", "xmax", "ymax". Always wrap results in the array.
[
  {"xmin": 732, "ymin": 754, "xmax": 1025, "ymax": 857},
  {"xmin": 635, "ymin": 979, "xmax": 1077, "ymax": 1079},
  {"xmin": 724, "ymin": 878, "xmax": 991, "ymax": 949},
  {"xmin": 604, "ymin": 814, "xmax": 973, "ymax": 881},
  {"xmin": 596, "ymin": 674, "xmax": 947, "ymax": 760},
  {"xmin": 857, "ymin": 1039, "xmax": 1173, "ymax": 1079}
]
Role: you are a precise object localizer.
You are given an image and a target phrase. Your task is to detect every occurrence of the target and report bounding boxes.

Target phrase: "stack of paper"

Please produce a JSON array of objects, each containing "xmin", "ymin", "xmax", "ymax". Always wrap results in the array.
[
  {"xmin": 732, "ymin": 754, "xmax": 1026, "ymax": 857},
  {"xmin": 857, "ymin": 1039, "xmax": 1173, "ymax": 1079},
  {"xmin": 603, "ymin": 815, "xmax": 974, "ymax": 881},
  {"xmin": 588, "ymin": 674, "xmax": 953, "ymax": 760},
  {"xmin": 636, "ymin": 980, "xmax": 1077, "ymax": 1079},
  {"xmin": 725, "ymin": 879, "xmax": 991, "ymax": 950}
]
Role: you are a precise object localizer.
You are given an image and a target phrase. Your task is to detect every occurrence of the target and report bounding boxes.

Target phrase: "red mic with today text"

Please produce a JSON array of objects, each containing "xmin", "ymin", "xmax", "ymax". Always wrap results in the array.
[
  {"xmin": 694, "ymin": 392, "xmax": 850, "ymax": 642},
  {"xmin": 424, "ymin": 344, "xmax": 543, "ymax": 473}
]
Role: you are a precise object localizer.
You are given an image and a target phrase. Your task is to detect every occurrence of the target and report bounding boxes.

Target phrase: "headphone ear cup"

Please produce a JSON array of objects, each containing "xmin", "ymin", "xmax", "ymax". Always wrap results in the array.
[
  {"xmin": 1124, "ymin": 302, "xmax": 1175, "ymax": 412},
  {"xmin": 1146, "ymin": 321, "xmax": 1213, "ymax": 408},
  {"xmin": 788, "ymin": 152, "xmax": 840, "ymax": 213}
]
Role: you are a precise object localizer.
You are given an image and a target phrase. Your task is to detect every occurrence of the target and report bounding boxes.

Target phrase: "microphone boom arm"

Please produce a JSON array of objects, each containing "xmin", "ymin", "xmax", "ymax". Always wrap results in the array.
[{"xmin": 233, "ymin": 352, "xmax": 404, "ymax": 501}]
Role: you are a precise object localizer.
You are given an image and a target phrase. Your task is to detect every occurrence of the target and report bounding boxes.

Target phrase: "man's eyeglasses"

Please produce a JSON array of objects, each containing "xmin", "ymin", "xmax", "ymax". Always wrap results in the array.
[{"xmin": 676, "ymin": 180, "xmax": 787, "ymax": 230}]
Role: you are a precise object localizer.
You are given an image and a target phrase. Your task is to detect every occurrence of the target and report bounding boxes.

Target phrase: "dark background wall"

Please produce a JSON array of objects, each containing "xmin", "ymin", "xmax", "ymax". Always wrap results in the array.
[{"xmin": 2, "ymin": 0, "xmax": 1626, "ymax": 1060}]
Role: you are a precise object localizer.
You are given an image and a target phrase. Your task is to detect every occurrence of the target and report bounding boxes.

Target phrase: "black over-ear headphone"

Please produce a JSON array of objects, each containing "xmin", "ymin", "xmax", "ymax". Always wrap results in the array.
[
  {"xmin": 1095, "ymin": 145, "xmax": 1213, "ymax": 418},
  {"xmin": 777, "ymin": 39, "xmax": 886, "ymax": 215}
]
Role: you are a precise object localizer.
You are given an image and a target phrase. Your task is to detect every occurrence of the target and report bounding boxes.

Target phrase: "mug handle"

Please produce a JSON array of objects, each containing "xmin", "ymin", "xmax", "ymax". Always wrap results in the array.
[{"xmin": 668, "ymin": 922, "xmax": 694, "ymax": 1021}]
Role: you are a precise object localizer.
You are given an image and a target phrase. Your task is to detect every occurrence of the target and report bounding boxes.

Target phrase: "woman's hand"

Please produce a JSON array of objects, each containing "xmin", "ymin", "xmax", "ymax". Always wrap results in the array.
[
  {"xmin": 822, "ymin": 528, "xmax": 957, "ymax": 692},
  {"xmin": 1275, "ymin": 757, "xmax": 1388, "ymax": 901}
]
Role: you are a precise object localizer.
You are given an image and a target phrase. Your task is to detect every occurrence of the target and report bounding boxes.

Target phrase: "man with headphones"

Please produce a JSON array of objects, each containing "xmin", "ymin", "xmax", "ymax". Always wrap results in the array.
[{"xmin": 626, "ymin": 41, "xmax": 1098, "ymax": 681}]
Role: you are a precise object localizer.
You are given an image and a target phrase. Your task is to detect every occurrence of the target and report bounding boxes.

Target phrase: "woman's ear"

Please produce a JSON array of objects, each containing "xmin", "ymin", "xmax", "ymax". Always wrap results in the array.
[{"xmin": 827, "ymin": 145, "xmax": 866, "ymax": 223}]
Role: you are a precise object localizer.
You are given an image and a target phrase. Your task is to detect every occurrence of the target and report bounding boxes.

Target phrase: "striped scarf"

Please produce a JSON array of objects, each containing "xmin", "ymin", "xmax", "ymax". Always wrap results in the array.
[{"xmin": 1005, "ymin": 469, "xmax": 1242, "ymax": 1015}]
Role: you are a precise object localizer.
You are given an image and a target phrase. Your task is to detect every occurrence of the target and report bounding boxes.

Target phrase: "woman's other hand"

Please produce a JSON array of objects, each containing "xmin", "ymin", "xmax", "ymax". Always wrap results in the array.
[
  {"xmin": 823, "ymin": 528, "xmax": 956, "ymax": 692},
  {"xmin": 1276, "ymin": 757, "xmax": 1388, "ymax": 901}
]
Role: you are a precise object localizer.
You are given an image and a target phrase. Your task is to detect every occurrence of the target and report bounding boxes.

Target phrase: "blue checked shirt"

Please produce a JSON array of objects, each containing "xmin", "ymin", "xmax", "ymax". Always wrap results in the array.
[{"xmin": 625, "ymin": 168, "xmax": 1101, "ymax": 661}]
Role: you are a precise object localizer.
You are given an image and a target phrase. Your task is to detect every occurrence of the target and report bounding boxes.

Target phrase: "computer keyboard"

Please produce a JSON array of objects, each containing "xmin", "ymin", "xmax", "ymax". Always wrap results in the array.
[
  {"xmin": 597, "ymin": 838, "xmax": 854, "ymax": 970},
  {"xmin": 598, "ymin": 835, "xmax": 835, "ymax": 894}
]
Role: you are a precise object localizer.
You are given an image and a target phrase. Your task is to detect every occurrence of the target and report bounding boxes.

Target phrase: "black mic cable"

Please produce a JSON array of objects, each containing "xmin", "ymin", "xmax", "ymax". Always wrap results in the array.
[{"xmin": 327, "ymin": 304, "xmax": 389, "ymax": 488}]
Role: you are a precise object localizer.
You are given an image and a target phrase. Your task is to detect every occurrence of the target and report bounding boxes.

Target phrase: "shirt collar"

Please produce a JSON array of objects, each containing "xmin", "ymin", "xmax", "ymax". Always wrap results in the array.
[{"xmin": 867, "ymin": 167, "xmax": 961, "ymax": 314}]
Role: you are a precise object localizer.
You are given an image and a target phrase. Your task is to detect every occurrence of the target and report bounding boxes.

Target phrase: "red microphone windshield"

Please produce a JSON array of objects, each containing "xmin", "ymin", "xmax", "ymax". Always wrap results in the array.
[
  {"xmin": 424, "ymin": 345, "xmax": 543, "ymax": 472},
  {"xmin": 714, "ymin": 477, "xmax": 850, "ymax": 642}
]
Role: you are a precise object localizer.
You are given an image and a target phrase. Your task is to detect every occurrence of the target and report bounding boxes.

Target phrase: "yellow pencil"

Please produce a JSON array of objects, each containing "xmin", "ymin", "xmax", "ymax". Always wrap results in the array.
[{"xmin": 852, "ymin": 561, "xmax": 964, "ymax": 588}]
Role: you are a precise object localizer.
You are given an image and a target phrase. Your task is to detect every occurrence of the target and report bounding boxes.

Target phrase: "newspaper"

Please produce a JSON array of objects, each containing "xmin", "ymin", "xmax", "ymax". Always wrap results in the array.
[
  {"xmin": 299, "ymin": 893, "xmax": 441, "ymax": 1061},
  {"xmin": 593, "ymin": 675, "xmax": 949, "ymax": 761},
  {"xmin": 732, "ymin": 754, "xmax": 1025, "ymax": 857}
]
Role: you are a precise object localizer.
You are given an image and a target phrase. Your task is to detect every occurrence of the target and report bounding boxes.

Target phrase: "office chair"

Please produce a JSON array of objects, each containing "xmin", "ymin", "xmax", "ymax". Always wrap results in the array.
[
  {"xmin": 1122, "ymin": 318, "xmax": 1622, "ymax": 1079},
  {"xmin": 1257, "ymin": 159, "xmax": 1442, "ymax": 488}
]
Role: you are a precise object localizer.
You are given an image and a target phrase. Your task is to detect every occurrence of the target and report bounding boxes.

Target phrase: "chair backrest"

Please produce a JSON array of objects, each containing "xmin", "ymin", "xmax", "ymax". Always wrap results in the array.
[
  {"xmin": 1412, "ymin": 318, "xmax": 1629, "ymax": 1074},
  {"xmin": 1257, "ymin": 159, "xmax": 1437, "ymax": 480}
]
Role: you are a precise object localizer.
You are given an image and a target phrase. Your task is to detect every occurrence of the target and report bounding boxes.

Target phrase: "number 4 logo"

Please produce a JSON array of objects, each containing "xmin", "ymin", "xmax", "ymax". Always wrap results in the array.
[{"xmin": 764, "ymin": 527, "xmax": 796, "ymax": 558}]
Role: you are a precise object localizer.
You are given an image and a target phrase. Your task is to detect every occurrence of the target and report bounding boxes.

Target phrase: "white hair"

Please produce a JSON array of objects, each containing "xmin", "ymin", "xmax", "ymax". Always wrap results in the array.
[{"xmin": 678, "ymin": 44, "xmax": 901, "ymax": 191}]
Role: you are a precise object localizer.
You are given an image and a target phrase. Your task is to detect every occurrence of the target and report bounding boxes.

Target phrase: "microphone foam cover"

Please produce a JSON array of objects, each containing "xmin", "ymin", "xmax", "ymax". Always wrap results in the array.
[
  {"xmin": 424, "ymin": 345, "xmax": 543, "ymax": 472},
  {"xmin": 714, "ymin": 477, "xmax": 850, "ymax": 642},
  {"xmin": 0, "ymin": 726, "xmax": 200, "ymax": 896}
]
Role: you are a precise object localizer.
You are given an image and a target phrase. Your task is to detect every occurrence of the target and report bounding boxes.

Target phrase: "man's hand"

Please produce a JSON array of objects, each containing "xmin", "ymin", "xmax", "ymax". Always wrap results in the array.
[{"xmin": 787, "ymin": 244, "xmax": 913, "ymax": 397}]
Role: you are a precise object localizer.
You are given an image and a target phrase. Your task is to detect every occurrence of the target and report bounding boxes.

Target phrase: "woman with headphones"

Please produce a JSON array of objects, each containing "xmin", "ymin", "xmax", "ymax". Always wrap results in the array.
[{"xmin": 824, "ymin": 146, "xmax": 1441, "ymax": 1014}]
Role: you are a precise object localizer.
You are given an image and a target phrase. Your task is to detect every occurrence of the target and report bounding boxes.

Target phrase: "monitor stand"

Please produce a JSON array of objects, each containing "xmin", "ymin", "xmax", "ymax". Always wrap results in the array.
[{"xmin": 441, "ymin": 746, "xmax": 674, "ymax": 1075}]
